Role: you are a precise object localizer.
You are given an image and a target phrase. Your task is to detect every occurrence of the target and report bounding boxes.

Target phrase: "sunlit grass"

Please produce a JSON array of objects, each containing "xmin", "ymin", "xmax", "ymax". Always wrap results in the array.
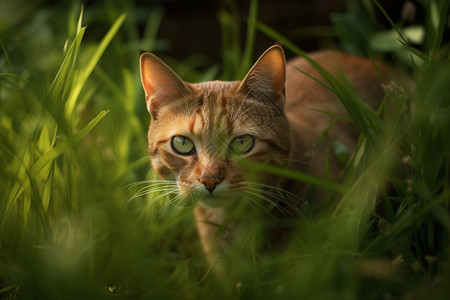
[{"xmin": 1, "ymin": 0, "xmax": 449, "ymax": 299}]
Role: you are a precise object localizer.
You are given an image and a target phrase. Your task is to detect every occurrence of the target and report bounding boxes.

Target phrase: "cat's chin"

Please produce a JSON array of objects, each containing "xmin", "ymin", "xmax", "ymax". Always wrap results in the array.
[
  {"xmin": 199, "ymin": 195, "xmax": 230, "ymax": 208},
  {"xmin": 174, "ymin": 194, "xmax": 231, "ymax": 209},
  {"xmin": 199, "ymin": 195, "xmax": 239, "ymax": 208}
]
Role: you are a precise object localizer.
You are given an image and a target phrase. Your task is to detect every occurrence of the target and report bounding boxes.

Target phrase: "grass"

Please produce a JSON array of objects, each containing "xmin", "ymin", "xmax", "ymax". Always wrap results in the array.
[{"xmin": 1, "ymin": 0, "xmax": 449, "ymax": 299}]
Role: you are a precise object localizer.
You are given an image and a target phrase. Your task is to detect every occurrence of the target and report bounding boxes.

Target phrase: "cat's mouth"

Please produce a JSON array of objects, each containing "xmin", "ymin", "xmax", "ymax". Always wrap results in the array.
[
  {"xmin": 178, "ymin": 181, "xmax": 241, "ymax": 208},
  {"xmin": 197, "ymin": 187, "xmax": 240, "ymax": 208}
]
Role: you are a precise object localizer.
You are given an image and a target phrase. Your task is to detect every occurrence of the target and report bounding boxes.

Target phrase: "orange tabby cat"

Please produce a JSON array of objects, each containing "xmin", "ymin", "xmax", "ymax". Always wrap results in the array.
[{"xmin": 139, "ymin": 45, "xmax": 393, "ymax": 268}]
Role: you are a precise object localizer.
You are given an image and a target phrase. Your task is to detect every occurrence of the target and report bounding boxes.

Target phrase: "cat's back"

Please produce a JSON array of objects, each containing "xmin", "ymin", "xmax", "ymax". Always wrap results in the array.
[
  {"xmin": 285, "ymin": 50, "xmax": 392, "ymax": 116},
  {"xmin": 283, "ymin": 50, "xmax": 394, "ymax": 185},
  {"xmin": 284, "ymin": 50, "xmax": 393, "ymax": 141}
]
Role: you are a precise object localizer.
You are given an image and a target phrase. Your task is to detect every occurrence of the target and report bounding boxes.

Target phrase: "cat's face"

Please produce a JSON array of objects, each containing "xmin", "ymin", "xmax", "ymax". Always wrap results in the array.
[{"xmin": 140, "ymin": 45, "xmax": 290, "ymax": 208}]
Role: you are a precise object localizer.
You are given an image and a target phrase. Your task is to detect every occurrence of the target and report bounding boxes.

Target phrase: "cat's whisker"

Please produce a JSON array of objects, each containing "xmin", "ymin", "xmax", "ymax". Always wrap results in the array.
[
  {"xmin": 130, "ymin": 186, "xmax": 177, "ymax": 201},
  {"xmin": 245, "ymin": 190, "xmax": 293, "ymax": 217},
  {"xmin": 156, "ymin": 194, "xmax": 185, "ymax": 215},
  {"xmin": 127, "ymin": 178, "xmax": 199, "ymax": 212},
  {"xmin": 246, "ymin": 182, "xmax": 304, "ymax": 203},
  {"xmin": 242, "ymin": 190, "xmax": 293, "ymax": 217},
  {"xmin": 125, "ymin": 179, "xmax": 178, "ymax": 189},
  {"xmin": 145, "ymin": 188, "xmax": 179, "ymax": 209},
  {"xmin": 249, "ymin": 193, "xmax": 294, "ymax": 217},
  {"xmin": 247, "ymin": 187, "xmax": 292, "ymax": 206},
  {"xmin": 245, "ymin": 183, "xmax": 295, "ymax": 203},
  {"xmin": 246, "ymin": 182, "xmax": 304, "ymax": 204},
  {"xmin": 189, "ymin": 193, "xmax": 197, "ymax": 206},
  {"xmin": 241, "ymin": 194, "xmax": 267, "ymax": 212},
  {"xmin": 128, "ymin": 180, "xmax": 179, "ymax": 202},
  {"xmin": 127, "ymin": 179, "xmax": 177, "ymax": 185},
  {"xmin": 136, "ymin": 181, "xmax": 178, "ymax": 189},
  {"xmin": 131, "ymin": 182, "xmax": 177, "ymax": 195}
]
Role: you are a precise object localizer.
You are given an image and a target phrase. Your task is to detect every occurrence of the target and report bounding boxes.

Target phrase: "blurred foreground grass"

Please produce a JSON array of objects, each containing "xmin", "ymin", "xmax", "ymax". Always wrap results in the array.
[{"xmin": 1, "ymin": 0, "xmax": 449, "ymax": 299}]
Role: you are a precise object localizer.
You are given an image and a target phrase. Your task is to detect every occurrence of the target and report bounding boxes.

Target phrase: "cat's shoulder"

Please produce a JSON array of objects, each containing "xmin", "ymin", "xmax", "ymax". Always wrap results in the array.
[
  {"xmin": 287, "ymin": 50, "xmax": 374, "ymax": 70},
  {"xmin": 286, "ymin": 50, "xmax": 394, "ymax": 84}
]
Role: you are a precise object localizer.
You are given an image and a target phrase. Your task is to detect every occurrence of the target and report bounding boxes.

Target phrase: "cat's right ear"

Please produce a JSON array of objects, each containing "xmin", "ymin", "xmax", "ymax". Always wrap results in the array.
[{"xmin": 140, "ymin": 52, "xmax": 191, "ymax": 118}]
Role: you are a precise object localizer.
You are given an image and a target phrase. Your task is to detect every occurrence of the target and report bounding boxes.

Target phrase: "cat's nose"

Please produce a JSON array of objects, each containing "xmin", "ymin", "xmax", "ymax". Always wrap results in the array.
[{"xmin": 199, "ymin": 176, "xmax": 222, "ymax": 193}]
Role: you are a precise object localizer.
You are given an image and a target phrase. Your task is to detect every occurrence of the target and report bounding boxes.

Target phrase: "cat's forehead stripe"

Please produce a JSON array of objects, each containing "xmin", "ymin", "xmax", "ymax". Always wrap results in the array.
[{"xmin": 184, "ymin": 88, "xmax": 232, "ymax": 155}]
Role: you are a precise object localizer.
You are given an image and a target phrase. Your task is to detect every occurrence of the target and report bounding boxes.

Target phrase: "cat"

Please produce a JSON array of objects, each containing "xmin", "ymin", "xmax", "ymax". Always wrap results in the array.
[{"xmin": 139, "ymin": 44, "xmax": 394, "ymax": 272}]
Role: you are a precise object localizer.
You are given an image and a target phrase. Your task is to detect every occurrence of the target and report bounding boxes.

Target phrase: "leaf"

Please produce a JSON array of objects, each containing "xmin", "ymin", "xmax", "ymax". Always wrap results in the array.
[
  {"xmin": 330, "ymin": 12, "xmax": 369, "ymax": 56},
  {"xmin": 403, "ymin": 25, "xmax": 425, "ymax": 44},
  {"xmin": 332, "ymin": 140, "xmax": 351, "ymax": 167},
  {"xmin": 369, "ymin": 26, "xmax": 425, "ymax": 52}
]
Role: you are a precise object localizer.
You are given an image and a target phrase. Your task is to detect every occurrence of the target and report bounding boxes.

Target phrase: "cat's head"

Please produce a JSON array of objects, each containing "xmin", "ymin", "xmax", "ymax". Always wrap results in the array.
[{"xmin": 140, "ymin": 45, "xmax": 291, "ymax": 208}]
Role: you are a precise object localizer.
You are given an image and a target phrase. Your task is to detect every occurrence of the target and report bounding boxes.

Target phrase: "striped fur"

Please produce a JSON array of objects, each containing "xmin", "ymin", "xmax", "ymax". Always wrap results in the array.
[{"xmin": 146, "ymin": 78, "xmax": 291, "ymax": 201}]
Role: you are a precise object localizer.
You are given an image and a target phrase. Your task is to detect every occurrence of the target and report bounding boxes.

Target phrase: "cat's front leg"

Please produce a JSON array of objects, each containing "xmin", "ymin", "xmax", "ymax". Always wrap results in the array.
[{"xmin": 193, "ymin": 205, "xmax": 233, "ymax": 279}]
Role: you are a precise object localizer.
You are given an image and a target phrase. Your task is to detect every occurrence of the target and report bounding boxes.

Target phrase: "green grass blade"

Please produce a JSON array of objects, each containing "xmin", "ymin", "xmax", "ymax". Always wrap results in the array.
[
  {"xmin": 77, "ymin": 3, "xmax": 83, "ymax": 35},
  {"xmin": 0, "ymin": 142, "xmax": 33, "ymax": 237},
  {"xmin": 426, "ymin": 0, "xmax": 449, "ymax": 54},
  {"xmin": 240, "ymin": 0, "xmax": 258, "ymax": 77},
  {"xmin": 290, "ymin": 65, "xmax": 336, "ymax": 93},
  {"xmin": 239, "ymin": 159, "xmax": 347, "ymax": 193},
  {"xmin": 65, "ymin": 13, "xmax": 127, "ymax": 121},
  {"xmin": 31, "ymin": 110, "xmax": 109, "ymax": 177},
  {"xmin": 48, "ymin": 27, "xmax": 86, "ymax": 100},
  {"xmin": 0, "ymin": 39, "xmax": 14, "ymax": 73},
  {"xmin": 370, "ymin": 0, "xmax": 408, "ymax": 46}
]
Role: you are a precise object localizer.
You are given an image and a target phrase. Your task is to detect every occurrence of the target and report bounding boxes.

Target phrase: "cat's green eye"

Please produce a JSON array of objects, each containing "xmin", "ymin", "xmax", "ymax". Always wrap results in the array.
[
  {"xmin": 230, "ymin": 135, "xmax": 255, "ymax": 154},
  {"xmin": 171, "ymin": 136, "xmax": 195, "ymax": 155}
]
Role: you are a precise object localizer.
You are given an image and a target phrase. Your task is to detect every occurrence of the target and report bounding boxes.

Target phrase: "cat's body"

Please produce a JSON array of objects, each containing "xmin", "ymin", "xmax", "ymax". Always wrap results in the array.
[
  {"xmin": 285, "ymin": 51, "xmax": 392, "ymax": 192},
  {"xmin": 140, "ymin": 45, "xmax": 393, "ymax": 269}
]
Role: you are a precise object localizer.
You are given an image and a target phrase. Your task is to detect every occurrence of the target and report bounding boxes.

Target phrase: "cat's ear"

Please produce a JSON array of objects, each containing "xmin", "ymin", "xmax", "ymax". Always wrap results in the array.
[
  {"xmin": 238, "ymin": 44, "xmax": 286, "ymax": 108},
  {"xmin": 140, "ymin": 52, "xmax": 191, "ymax": 118}
]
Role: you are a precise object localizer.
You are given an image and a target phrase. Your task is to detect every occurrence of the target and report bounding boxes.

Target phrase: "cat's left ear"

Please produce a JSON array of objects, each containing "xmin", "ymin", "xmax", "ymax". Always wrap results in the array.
[{"xmin": 238, "ymin": 44, "xmax": 286, "ymax": 108}]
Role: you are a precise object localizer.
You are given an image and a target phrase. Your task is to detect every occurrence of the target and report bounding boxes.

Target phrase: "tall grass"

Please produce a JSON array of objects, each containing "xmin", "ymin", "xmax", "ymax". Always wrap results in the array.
[{"xmin": 1, "ymin": 0, "xmax": 449, "ymax": 299}]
